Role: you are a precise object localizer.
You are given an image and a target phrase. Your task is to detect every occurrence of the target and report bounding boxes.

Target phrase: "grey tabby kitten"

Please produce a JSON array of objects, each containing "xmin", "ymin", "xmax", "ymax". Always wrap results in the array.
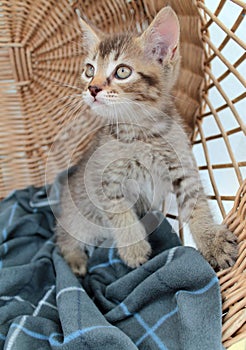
[{"xmin": 56, "ymin": 7, "xmax": 238, "ymax": 275}]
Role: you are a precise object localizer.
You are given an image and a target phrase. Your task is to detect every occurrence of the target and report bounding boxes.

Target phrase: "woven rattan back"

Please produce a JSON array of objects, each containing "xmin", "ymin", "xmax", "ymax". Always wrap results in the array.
[
  {"xmin": 0, "ymin": 0, "xmax": 205, "ymax": 197},
  {"xmin": 0, "ymin": 0, "xmax": 245, "ymax": 347}
]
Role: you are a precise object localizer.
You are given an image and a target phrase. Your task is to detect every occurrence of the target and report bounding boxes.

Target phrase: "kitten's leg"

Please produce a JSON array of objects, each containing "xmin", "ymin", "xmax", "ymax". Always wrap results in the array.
[
  {"xmin": 173, "ymin": 175, "xmax": 238, "ymax": 270},
  {"xmin": 56, "ymin": 224, "xmax": 88, "ymax": 276},
  {"xmin": 107, "ymin": 205, "xmax": 151, "ymax": 268}
]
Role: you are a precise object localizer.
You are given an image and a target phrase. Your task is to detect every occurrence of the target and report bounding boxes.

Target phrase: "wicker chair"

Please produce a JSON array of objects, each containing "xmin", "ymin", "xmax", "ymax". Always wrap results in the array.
[{"xmin": 0, "ymin": 0, "xmax": 245, "ymax": 347}]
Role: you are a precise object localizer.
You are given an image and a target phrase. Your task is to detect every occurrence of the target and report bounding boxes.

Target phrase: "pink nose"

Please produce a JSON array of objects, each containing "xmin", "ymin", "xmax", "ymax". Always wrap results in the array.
[{"xmin": 88, "ymin": 85, "xmax": 102, "ymax": 98}]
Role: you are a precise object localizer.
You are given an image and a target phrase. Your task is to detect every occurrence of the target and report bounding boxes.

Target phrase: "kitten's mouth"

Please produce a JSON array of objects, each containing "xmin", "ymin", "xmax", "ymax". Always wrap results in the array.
[
  {"xmin": 92, "ymin": 98, "xmax": 103, "ymax": 105},
  {"xmin": 92, "ymin": 97, "xmax": 106, "ymax": 106}
]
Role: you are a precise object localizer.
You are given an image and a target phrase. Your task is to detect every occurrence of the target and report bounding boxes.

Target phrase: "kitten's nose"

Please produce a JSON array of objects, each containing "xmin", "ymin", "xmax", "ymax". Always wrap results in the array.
[{"xmin": 88, "ymin": 85, "xmax": 102, "ymax": 98}]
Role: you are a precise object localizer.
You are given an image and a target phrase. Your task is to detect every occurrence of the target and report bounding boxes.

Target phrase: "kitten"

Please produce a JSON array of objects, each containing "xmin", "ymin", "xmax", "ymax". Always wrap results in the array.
[{"xmin": 56, "ymin": 7, "xmax": 238, "ymax": 276}]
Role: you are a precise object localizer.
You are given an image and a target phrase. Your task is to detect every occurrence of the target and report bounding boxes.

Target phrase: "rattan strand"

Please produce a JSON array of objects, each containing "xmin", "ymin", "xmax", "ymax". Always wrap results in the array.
[
  {"xmin": 218, "ymin": 180, "xmax": 246, "ymax": 347},
  {"xmin": 195, "ymin": 2, "xmax": 245, "ymax": 343}
]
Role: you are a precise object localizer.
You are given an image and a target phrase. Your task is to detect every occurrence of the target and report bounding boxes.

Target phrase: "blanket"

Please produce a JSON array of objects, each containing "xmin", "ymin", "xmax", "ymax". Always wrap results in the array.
[{"xmin": 0, "ymin": 184, "xmax": 225, "ymax": 349}]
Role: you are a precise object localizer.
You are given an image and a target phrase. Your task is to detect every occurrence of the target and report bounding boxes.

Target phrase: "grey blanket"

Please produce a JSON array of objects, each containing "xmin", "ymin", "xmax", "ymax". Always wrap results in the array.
[{"xmin": 0, "ymin": 185, "xmax": 225, "ymax": 349}]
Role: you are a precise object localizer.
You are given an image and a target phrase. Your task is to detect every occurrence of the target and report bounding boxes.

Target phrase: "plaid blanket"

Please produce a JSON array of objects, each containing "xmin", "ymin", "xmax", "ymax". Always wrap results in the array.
[{"xmin": 0, "ymin": 184, "xmax": 225, "ymax": 349}]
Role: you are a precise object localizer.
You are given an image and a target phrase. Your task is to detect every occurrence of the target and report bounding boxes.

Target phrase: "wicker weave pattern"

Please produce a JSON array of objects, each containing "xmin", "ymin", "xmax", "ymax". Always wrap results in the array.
[
  {"xmin": 0, "ymin": 0, "xmax": 245, "ymax": 347},
  {"xmin": 194, "ymin": 0, "xmax": 245, "ymax": 219},
  {"xmin": 0, "ymin": 0, "xmax": 205, "ymax": 198},
  {"xmin": 195, "ymin": 2, "xmax": 246, "ymax": 346},
  {"xmin": 0, "ymin": 0, "xmax": 83, "ymax": 193},
  {"xmin": 219, "ymin": 180, "xmax": 246, "ymax": 347}
]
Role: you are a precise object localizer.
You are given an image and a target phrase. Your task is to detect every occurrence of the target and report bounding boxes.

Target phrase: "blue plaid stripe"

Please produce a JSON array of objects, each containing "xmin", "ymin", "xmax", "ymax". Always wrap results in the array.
[
  {"xmin": 3, "ymin": 243, "xmax": 8, "ymax": 254},
  {"xmin": 0, "ymin": 201, "xmax": 18, "ymax": 228},
  {"xmin": 108, "ymin": 247, "xmax": 114, "ymax": 264},
  {"xmin": 119, "ymin": 302, "xmax": 132, "ymax": 316},
  {"xmin": 9, "ymin": 323, "xmax": 117, "ymax": 346},
  {"xmin": 0, "ymin": 232, "xmax": 7, "ymax": 268},
  {"xmin": 119, "ymin": 276, "xmax": 218, "ymax": 349},
  {"xmin": 2, "ymin": 228, "xmax": 7, "ymax": 241},
  {"xmin": 134, "ymin": 313, "xmax": 168, "ymax": 350},
  {"xmin": 56, "ymin": 287, "xmax": 85, "ymax": 300},
  {"xmin": 0, "ymin": 296, "xmax": 35, "ymax": 309},
  {"xmin": 88, "ymin": 246, "xmax": 122, "ymax": 273},
  {"xmin": 8, "ymin": 202, "xmax": 18, "ymax": 226},
  {"xmin": 135, "ymin": 307, "xmax": 179, "ymax": 347},
  {"xmin": 0, "ymin": 202, "xmax": 18, "ymax": 269},
  {"xmin": 0, "ymin": 334, "xmax": 6, "ymax": 341},
  {"xmin": 0, "ymin": 243, "xmax": 9, "ymax": 268},
  {"xmin": 119, "ymin": 303, "xmax": 169, "ymax": 350},
  {"xmin": 180, "ymin": 275, "xmax": 218, "ymax": 295}
]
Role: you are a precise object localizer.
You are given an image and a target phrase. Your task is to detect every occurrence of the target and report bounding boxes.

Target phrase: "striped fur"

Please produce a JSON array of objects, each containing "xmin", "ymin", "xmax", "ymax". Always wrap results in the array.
[{"xmin": 56, "ymin": 7, "xmax": 238, "ymax": 275}]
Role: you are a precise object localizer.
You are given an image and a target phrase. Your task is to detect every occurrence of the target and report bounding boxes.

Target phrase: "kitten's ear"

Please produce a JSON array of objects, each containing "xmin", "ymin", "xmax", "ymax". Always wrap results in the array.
[
  {"xmin": 139, "ymin": 6, "xmax": 180, "ymax": 63},
  {"xmin": 78, "ymin": 16, "xmax": 100, "ymax": 51}
]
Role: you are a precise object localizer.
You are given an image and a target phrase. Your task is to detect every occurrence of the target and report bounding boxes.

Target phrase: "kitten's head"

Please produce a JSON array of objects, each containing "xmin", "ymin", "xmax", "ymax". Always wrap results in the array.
[{"xmin": 80, "ymin": 7, "xmax": 180, "ymax": 123}]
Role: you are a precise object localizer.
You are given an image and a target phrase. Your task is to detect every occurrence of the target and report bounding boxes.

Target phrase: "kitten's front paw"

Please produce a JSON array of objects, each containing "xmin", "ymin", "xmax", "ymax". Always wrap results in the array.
[
  {"xmin": 118, "ymin": 240, "xmax": 151, "ymax": 268},
  {"xmin": 201, "ymin": 225, "xmax": 238, "ymax": 270},
  {"xmin": 64, "ymin": 250, "xmax": 88, "ymax": 276}
]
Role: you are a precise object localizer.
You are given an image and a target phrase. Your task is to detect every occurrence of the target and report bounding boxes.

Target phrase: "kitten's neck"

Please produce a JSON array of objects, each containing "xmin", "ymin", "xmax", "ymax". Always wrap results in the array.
[
  {"xmin": 99, "ymin": 108, "xmax": 175, "ymax": 143},
  {"xmin": 91, "ymin": 94, "xmax": 180, "ymax": 143},
  {"xmin": 102, "ymin": 123, "xmax": 154, "ymax": 143}
]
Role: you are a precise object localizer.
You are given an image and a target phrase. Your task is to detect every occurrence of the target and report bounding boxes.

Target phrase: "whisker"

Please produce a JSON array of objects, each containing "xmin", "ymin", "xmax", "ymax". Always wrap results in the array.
[
  {"xmin": 56, "ymin": 100, "xmax": 83, "ymax": 126},
  {"xmin": 60, "ymin": 22, "xmax": 82, "ymax": 36},
  {"xmin": 53, "ymin": 83, "xmax": 82, "ymax": 91},
  {"xmin": 114, "ymin": 98, "xmax": 165, "ymax": 139},
  {"xmin": 118, "ymin": 103, "xmax": 134, "ymax": 140},
  {"xmin": 119, "ymin": 97, "xmax": 158, "ymax": 124},
  {"xmin": 119, "ymin": 101, "xmax": 149, "ymax": 140},
  {"xmin": 48, "ymin": 96, "xmax": 83, "ymax": 123},
  {"xmin": 124, "ymin": 104, "xmax": 138, "ymax": 140},
  {"xmin": 45, "ymin": 94, "xmax": 82, "ymax": 111},
  {"xmin": 48, "ymin": 78, "xmax": 82, "ymax": 91}
]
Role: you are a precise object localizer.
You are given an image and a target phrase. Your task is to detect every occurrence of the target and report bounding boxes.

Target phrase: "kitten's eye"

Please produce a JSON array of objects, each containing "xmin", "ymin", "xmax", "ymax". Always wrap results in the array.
[
  {"xmin": 85, "ymin": 64, "xmax": 95, "ymax": 78},
  {"xmin": 115, "ymin": 66, "xmax": 132, "ymax": 79}
]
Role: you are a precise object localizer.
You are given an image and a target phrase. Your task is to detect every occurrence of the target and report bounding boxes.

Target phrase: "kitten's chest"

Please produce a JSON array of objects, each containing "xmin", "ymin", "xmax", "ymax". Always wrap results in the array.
[
  {"xmin": 95, "ymin": 138, "xmax": 165, "ymax": 174},
  {"xmin": 89, "ymin": 138, "xmax": 171, "ymax": 209}
]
